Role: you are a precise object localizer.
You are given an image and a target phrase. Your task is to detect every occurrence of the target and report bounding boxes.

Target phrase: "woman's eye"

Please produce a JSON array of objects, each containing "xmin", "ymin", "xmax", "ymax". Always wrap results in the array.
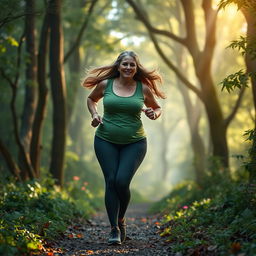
[{"xmin": 122, "ymin": 62, "xmax": 136, "ymax": 67}]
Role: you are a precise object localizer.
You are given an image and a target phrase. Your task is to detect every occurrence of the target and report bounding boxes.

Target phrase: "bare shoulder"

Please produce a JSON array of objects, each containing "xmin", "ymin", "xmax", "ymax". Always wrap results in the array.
[
  {"xmin": 88, "ymin": 80, "xmax": 108, "ymax": 102},
  {"xmin": 95, "ymin": 79, "xmax": 108, "ymax": 94},
  {"xmin": 97, "ymin": 79, "xmax": 108, "ymax": 89}
]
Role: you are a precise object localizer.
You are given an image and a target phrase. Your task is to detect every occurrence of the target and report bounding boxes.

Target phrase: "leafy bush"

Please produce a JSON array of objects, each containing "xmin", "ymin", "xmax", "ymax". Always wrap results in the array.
[
  {"xmin": 0, "ymin": 179, "xmax": 94, "ymax": 256},
  {"xmin": 154, "ymin": 173, "xmax": 256, "ymax": 255},
  {"xmin": 65, "ymin": 175, "xmax": 103, "ymax": 212}
]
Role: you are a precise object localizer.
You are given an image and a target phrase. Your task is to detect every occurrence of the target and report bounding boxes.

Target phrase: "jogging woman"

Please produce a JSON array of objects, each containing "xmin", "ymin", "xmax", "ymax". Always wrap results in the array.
[{"xmin": 82, "ymin": 51, "xmax": 165, "ymax": 245}]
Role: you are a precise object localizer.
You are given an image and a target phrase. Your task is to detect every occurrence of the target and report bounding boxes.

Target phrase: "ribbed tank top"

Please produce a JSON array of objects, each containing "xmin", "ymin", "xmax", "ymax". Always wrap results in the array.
[{"xmin": 95, "ymin": 79, "xmax": 146, "ymax": 144}]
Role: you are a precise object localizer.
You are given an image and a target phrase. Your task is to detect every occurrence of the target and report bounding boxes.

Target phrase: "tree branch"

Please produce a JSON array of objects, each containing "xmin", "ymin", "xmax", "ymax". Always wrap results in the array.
[
  {"xmin": 0, "ymin": 138, "xmax": 21, "ymax": 181},
  {"xmin": 224, "ymin": 85, "xmax": 246, "ymax": 128},
  {"xmin": 126, "ymin": 0, "xmax": 186, "ymax": 46},
  {"xmin": 64, "ymin": 0, "xmax": 99, "ymax": 63},
  {"xmin": 148, "ymin": 30, "xmax": 204, "ymax": 101},
  {"xmin": 0, "ymin": 11, "xmax": 41, "ymax": 29}
]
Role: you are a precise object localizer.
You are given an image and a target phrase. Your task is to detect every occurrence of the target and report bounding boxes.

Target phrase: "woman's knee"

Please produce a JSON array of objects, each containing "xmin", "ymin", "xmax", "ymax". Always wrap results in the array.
[
  {"xmin": 115, "ymin": 177, "xmax": 129, "ymax": 192},
  {"xmin": 106, "ymin": 177, "xmax": 116, "ymax": 189}
]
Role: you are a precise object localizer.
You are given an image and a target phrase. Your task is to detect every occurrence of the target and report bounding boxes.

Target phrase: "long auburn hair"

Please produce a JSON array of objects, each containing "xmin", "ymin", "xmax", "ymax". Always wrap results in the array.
[{"xmin": 82, "ymin": 51, "xmax": 165, "ymax": 99}]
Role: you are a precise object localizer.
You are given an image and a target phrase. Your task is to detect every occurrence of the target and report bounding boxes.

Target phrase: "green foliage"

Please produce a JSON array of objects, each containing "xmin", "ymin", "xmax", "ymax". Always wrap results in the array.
[
  {"xmin": 65, "ymin": 175, "xmax": 102, "ymax": 213},
  {"xmin": 154, "ymin": 175, "xmax": 256, "ymax": 255},
  {"xmin": 219, "ymin": 69, "xmax": 250, "ymax": 93},
  {"xmin": 64, "ymin": 151, "xmax": 105, "ymax": 210},
  {"xmin": 244, "ymin": 129, "xmax": 256, "ymax": 142},
  {"xmin": 243, "ymin": 129, "xmax": 256, "ymax": 181},
  {"xmin": 228, "ymin": 36, "xmax": 256, "ymax": 59},
  {"xmin": 0, "ymin": 178, "xmax": 94, "ymax": 256}
]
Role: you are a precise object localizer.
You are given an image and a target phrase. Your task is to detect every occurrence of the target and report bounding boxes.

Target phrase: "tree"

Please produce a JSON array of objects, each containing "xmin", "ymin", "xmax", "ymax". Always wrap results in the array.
[
  {"xmin": 30, "ymin": 4, "xmax": 50, "ymax": 177},
  {"xmin": 241, "ymin": 3, "xmax": 256, "ymax": 181},
  {"xmin": 19, "ymin": 0, "xmax": 37, "ymax": 179},
  {"xmin": 219, "ymin": 0, "xmax": 256, "ymax": 180},
  {"xmin": 48, "ymin": 0, "xmax": 67, "ymax": 186},
  {"xmin": 126, "ymin": 0, "xmax": 245, "ymax": 170}
]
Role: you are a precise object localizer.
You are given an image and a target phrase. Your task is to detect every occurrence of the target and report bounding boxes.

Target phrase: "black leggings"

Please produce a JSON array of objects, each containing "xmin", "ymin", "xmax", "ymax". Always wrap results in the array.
[{"xmin": 94, "ymin": 136, "xmax": 147, "ymax": 227}]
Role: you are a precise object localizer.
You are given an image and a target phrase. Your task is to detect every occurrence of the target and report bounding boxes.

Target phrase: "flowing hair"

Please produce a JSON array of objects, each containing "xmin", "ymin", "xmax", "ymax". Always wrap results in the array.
[{"xmin": 82, "ymin": 51, "xmax": 165, "ymax": 99}]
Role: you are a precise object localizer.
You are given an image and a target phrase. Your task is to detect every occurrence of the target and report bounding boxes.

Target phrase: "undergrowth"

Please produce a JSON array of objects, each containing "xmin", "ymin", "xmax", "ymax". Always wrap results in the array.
[
  {"xmin": 152, "ymin": 166, "xmax": 256, "ymax": 255},
  {"xmin": 0, "ymin": 177, "xmax": 96, "ymax": 256}
]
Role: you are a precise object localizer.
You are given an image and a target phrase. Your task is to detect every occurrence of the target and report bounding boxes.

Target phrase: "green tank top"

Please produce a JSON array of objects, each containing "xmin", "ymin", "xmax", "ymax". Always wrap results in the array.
[{"xmin": 96, "ymin": 79, "xmax": 146, "ymax": 144}]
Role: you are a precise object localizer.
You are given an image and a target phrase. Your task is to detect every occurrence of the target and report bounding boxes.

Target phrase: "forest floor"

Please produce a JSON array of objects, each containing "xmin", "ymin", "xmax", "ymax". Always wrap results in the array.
[{"xmin": 41, "ymin": 203, "xmax": 174, "ymax": 256}]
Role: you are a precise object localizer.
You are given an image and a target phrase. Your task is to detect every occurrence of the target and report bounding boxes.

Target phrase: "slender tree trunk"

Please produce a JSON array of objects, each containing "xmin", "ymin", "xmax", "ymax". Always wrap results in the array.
[
  {"xmin": 48, "ymin": 0, "xmax": 67, "ymax": 186},
  {"xmin": 178, "ymin": 83, "xmax": 206, "ymax": 184},
  {"xmin": 30, "ymin": 13, "xmax": 50, "ymax": 177},
  {"xmin": 19, "ymin": 0, "xmax": 37, "ymax": 179},
  {"xmin": 0, "ymin": 139, "xmax": 21, "ymax": 181},
  {"xmin": 159, "ymin": 103, "xmax": 169, "ymax": 180},
  {"xmin": 67, "ymin": 43, "xmax": 81, "ymax": 125},
  {"xmin": 242, "ymin": 7, "xmax": 256, "ymax": 181}
]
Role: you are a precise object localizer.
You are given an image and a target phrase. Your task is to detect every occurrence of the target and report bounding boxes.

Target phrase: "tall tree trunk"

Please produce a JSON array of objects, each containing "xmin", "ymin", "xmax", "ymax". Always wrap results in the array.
[
  {"xmin": 48, "ymin": 0, "xmax": 67, "ymax": 186},
  {"xmin": 242, "ymin": 7, "xmax": 256, "ymax": 181},
  {"xmin": 197, "ymin": 71, "xmax": 228, "ymax": 167},
  {"xmin": 30, "ymin": 12, "xmax": 50, "ymax": 177},
  {"xmin": 67, "ymin": 43, "xmax": 81, "ymax": 125},
  {"xmin": 19, "ymin": 0, "xmax": 37, "ymax": 179}
]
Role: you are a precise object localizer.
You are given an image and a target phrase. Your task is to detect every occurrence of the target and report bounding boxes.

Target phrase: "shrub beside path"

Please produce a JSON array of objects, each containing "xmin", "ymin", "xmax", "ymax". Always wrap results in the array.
[{"xmin": 43, "ymin": 203, "xmax": 173, "ymax": 256}]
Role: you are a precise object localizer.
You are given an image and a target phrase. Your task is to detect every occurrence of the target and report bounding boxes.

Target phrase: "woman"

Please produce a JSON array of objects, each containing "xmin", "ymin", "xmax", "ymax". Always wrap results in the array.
[{"xmin": 82, "ymin": 51, "xmax": 165, "ymax": 245}]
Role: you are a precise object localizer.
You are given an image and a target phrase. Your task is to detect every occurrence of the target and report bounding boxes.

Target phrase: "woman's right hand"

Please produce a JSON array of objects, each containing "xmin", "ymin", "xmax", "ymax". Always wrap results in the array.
[{"xmin": 91, "ymin": 113, "xmax": 103, "ymax": 127}]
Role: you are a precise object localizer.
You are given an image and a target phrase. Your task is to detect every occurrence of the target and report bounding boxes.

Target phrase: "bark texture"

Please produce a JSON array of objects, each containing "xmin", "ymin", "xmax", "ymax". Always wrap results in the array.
[{"xmin": 48, "ymin": 0, "xmax": 67, "ymax": 186}]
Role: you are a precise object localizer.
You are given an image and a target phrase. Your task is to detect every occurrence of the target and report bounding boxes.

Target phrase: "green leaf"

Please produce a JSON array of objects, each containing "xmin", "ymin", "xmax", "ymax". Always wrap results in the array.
[
  {"xmin": 6, "ymin": 36, "xmax": 19, "ymax": 47},
  {"xmin": 219, "ymin": 70, "xmax": 250, "ymax": 93}
]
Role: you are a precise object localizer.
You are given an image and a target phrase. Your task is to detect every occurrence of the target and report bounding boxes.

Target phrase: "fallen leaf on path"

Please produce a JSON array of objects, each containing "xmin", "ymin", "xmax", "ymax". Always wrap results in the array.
[{"xmin": 68, "ymin": 233, "xmax": 74, "ymax": 238}]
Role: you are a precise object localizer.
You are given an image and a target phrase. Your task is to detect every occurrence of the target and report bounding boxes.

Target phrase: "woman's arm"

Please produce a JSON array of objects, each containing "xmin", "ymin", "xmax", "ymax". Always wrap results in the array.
[
  {"xmin": 142, "ymin": 84, "xmax": 162, "ymax": 120},
  {"xmin": 87, "ymin": 80, "xmax": 106, "ymax": 127}
]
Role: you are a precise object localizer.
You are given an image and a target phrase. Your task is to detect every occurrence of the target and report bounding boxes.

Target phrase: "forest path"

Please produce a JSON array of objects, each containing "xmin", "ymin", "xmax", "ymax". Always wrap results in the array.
[{"xmin": 45, "ymin": 203, "xmax": 173, "ymax": 256}]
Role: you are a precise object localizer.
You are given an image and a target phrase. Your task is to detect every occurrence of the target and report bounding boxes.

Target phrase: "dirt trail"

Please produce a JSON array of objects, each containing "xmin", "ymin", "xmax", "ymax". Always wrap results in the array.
[{"xmin": 46, "ymin": 203, "xmax": 173, "ymax": 256}]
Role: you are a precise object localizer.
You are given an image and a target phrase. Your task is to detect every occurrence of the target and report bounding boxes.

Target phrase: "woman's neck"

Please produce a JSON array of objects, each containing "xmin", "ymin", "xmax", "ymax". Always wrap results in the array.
[{"xmin": 117, "ymin": 76, "xmax": 135, "ymax": 86}]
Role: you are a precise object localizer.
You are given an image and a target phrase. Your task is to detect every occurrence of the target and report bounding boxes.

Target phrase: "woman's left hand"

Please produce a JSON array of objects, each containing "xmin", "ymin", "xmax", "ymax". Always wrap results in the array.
[{"xmin": 142, "ymin": 107, "xmax": 156, "ymax": 120}]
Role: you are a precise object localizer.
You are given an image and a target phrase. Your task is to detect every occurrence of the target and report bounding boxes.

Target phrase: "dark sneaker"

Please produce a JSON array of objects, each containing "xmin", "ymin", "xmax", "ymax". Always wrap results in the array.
[
  {"xmin": 108, "ymin": 226, "xmax": 121, "ymax": 245},
  {"xmin": 118, "ymin": 218, "xmax": 127, "ymax": 243}
]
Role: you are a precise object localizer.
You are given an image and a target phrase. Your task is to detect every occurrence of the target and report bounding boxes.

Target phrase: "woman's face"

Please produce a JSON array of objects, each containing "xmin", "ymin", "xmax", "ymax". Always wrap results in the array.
[{"xmin": 118, "ymin": 56, "xmax": 137, "ymax": 78}]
